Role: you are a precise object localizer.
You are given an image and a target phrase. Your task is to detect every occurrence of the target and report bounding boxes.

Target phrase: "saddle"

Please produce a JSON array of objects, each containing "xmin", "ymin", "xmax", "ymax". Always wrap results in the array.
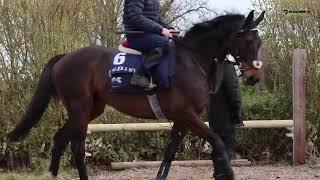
[
  {"xmin": 119, "ymin": 41, "xmax": 165, "ymax": 62},
  {"xmin": 118, "ymin": 40, "xmax": 142, "ymax": 55},
  {"xmin": 109, "ymin": 40, "xmax": 174, "ymax": 93}
]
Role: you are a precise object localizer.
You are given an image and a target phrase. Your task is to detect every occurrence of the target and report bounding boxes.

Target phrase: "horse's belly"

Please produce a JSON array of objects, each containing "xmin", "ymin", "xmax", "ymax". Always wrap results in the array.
[{"xmin": 106, "ymin": 94, "xmax": 157, "ymax": 120}]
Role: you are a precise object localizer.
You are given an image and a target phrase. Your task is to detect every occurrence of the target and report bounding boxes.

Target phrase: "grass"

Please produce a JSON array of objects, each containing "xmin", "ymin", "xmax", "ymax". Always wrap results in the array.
[
  {"xmin": 0, "ymin": 168, "xmax": 77, "ymax": 180},
  {"xmin": 0, "ymin": 163, "xmax": 104, "ymax": 180},
  {"xmin": 0, "ymin": 173, "xmax": 54, "ymax": 180}
]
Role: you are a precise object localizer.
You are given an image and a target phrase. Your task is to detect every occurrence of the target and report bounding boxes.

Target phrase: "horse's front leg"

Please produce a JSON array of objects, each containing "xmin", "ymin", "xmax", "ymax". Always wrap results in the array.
[{"xmin": 156, "ymin": 123, "xmax": 186, "ymax": 180}]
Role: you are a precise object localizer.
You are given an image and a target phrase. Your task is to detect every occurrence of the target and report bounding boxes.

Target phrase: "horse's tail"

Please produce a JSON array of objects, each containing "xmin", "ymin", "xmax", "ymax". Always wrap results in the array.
[{"xmin": 7, "ymin": 54, "xmax": 65, "ymax": 142}]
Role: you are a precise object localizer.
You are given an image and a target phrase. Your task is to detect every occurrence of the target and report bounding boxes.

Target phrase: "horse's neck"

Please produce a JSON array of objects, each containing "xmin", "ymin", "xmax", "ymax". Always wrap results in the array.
[
  {"xmin": 174, "ymin": 44, "xmax": 211, "ymax": 89},
  {"xmin": 174, "ymin": 41, "xmax": 220, "ymax": 75},
  {"xmin": 174, "ymin": 40, "xmax": 229, "ymax": 98},
  {"xmin": 171, "ymin": 46, "xmax": 209, "ymax": 108}
]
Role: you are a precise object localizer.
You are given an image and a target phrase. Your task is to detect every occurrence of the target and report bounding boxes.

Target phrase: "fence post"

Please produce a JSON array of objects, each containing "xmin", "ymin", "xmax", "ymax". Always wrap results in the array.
[{"xmin": 292, "ymin": 49, "xmax": 307, "ymax": 164}]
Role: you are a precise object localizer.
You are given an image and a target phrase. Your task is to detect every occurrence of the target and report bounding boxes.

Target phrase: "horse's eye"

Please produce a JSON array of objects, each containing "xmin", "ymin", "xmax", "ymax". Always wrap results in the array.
[{"xmin": 253, "ymin": 60, "xmax": 263, "ymax": 69}]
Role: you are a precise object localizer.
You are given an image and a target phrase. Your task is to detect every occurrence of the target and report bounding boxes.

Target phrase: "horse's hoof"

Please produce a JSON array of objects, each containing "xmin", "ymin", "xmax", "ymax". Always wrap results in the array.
[
  {"xmin": 155, "ymin": 176, "xmax": 166, "ymax": 180},
  {"xmin": 214, "ymin": 171, "xmax": 234, "ymax": 180},
  {"xmin": 156, "ymin": 176, "xmax": 167, "ymax": 180}
]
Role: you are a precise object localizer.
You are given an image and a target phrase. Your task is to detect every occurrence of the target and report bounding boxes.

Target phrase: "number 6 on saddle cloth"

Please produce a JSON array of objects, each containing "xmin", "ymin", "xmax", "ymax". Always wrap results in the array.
[{"xmin": 109, "ymin": 40, "xmax": 176, "ymax": 93}]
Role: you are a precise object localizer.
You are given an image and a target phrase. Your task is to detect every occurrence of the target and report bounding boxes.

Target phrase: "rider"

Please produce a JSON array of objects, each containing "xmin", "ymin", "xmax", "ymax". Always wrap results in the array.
[
  {"xmin": 208, "ymin": 63, "xmax": 244, "ymax": 174},
  {"xmin": 123, "ymin": 0, "xmax": 178, "ymax": 88}
]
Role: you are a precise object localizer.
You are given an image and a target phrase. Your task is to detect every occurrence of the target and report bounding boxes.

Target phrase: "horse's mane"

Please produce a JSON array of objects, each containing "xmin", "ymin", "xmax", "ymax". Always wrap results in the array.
[{"xmin": 184, "ymin": 13, "xmax": 246, "ymax": 40}]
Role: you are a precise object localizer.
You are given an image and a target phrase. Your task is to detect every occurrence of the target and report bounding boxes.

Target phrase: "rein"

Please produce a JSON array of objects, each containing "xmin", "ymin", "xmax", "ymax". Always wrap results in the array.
[
  {"xmin": 173, "ymin": 38, "xmax": 227, "ymax": 73},
  {"xmin": 173, "ymin": 38, "xmax": 244, "ymax": 94},
  {"xmin": 173, "ymin": 37, "xmax": 241, "ymax": 81}
]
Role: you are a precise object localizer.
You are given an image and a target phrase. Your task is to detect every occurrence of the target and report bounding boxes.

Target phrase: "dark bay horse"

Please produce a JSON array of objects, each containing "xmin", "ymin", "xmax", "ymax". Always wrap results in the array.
[{"xmin": 8, "ymin": 11, "xmax": 265, "ymax": 180}]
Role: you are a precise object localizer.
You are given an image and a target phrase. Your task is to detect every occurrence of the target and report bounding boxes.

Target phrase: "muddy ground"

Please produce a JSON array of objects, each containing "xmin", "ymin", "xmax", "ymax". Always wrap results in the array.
[{"xmin": 91, "ymin": 165, "xmax": 320, "ymax": 180}]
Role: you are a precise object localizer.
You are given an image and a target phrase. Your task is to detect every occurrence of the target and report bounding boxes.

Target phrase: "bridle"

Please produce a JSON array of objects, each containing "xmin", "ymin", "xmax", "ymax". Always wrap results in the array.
[
  {"xmin": 222, "ymin": 54, "xmax": 263, "ymax": 78},
  {"xmin": 224, "ymin": 28, "xmax": 264, "ymax": 77},
  {"xmin": 173, "ymin": 27, "xmax": 264, "ymax": 80}
]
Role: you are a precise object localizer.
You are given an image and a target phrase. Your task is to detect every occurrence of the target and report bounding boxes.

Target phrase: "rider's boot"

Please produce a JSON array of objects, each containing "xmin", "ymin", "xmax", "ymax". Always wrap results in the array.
[{"xmin": 130, "ymin": 47, "xmax": 164, "ymax": 88}]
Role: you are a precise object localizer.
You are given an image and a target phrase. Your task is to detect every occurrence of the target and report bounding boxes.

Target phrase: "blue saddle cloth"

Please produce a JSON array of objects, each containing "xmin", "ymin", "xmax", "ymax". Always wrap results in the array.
[{"xmin": 109, "ymin": 51, "xmax": 175, "ymax": 93}]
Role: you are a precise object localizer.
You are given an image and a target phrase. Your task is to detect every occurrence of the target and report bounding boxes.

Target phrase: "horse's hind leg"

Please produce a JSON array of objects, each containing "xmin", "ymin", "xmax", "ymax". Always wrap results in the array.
[
  {"xmin": 49, "ymin": 124, "xmax": 71, "ymax": 179},
  {"xmin": 183, "ymin": 113, "xmax": 234, "ymax": 180},
  {"xmin": 70, "ymin": 100, "xmax": 105, "ymax": 180},
  {"xmin": 70, "ymin": 137, "xmax": 87, "ymax": 180},
  {"xmin": 156, "ymin": 123, "xmax": 186, "ymax": 180},
  {"xmin": 70, "ymin": 100, "xmax": 106, "ymax": 168},
  {"xmin": 67, "ymin": 98, "xmax": 92, "ymax": 180}
]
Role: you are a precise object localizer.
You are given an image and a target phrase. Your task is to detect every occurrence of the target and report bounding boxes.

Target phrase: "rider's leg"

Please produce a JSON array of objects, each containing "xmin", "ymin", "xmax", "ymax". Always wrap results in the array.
[{"xmin": 126, "ymin": 33, "xmax": 171, "ymax": 87}]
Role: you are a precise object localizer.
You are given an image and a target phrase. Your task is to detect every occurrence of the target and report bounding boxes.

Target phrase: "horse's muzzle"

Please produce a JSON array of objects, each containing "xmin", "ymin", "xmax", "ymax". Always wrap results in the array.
[{"xmin": 244, "ymin": 76, "xmax": 260, "ymax": 85}]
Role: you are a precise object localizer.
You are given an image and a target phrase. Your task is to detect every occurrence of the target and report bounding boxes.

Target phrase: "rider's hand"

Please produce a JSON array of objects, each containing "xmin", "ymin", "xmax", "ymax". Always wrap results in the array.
[
  {"xmin": 161, "ymin": 28, "xmax": 173, "ymax": 39},
  {"xmin": 169, "ymin": 29, "xmax": 180, "ymax": 37},
  {"xmin": 162, "ymin": 28, "xmax": 181, "ymax": 39}
]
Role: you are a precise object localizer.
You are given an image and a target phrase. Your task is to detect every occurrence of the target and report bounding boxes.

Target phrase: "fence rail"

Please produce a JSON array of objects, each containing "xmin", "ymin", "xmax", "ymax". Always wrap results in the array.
[{"xmin": 87, "ymin": 120, "xmax": 293, "ymax": 133}]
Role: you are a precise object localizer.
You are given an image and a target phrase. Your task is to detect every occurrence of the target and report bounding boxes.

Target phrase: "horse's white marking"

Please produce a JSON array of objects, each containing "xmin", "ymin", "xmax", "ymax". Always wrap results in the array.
[{"xmin": 252, "ymin": 60, "xmax": 263, "ymax": 69}]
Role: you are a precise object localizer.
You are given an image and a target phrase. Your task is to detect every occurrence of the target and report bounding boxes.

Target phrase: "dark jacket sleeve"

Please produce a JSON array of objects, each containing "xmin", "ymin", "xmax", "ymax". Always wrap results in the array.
[
  {"xmin": 124, "ymin": 0, "xmax": 164, "ymax": 34},
  {"xmin": 221, "ymin": 64, "xmax": 243, "ymax": 124},
  {"xmin": 159, "ymin": 17, "xmax": 174, "ymax": 29}
]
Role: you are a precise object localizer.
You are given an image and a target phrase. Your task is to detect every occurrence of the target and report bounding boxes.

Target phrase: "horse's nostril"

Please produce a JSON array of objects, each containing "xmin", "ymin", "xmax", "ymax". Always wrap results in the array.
[{"xmin": 247, "ymin": 76, "xmax": 260, "ymax": 85}]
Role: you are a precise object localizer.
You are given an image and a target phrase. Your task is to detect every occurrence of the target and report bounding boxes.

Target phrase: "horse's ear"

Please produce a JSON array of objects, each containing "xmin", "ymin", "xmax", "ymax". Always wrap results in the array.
[
  {"xmin": 254, "ymin": 11, "xmax": 265, "ymax": 27},
  {"xmin": 243, "ymin": 10, "xmax": 255, "ymax": 29}
]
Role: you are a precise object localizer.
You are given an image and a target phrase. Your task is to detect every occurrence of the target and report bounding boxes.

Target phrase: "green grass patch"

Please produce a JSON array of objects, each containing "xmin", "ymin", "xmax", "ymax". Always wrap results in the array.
[
  {"xmin": 0, "ymin": 168, "xmax": 77, "ymax": 180},
  {"xmin": 0, "ymin": 173, "xmax": 52, "ymax": 180}
]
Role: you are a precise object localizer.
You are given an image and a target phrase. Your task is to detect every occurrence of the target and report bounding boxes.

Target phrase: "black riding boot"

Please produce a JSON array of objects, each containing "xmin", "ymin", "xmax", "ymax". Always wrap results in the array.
[
  {"xmin": 130, "ymin": 65, "xmax": 150, "ymax": 88},
  {"xmin": 130, "ymin": 47, "xmax": 164, "ymax": 88}
]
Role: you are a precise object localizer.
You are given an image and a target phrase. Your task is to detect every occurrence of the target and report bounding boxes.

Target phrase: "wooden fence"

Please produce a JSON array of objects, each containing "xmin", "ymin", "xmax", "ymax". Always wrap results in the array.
[{"xmin": 87, "ymin": 49, "xmax": 307, "ymax": 166}]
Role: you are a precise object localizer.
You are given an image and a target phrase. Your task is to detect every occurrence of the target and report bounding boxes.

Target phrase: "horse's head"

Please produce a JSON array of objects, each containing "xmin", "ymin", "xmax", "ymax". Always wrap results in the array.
[
  {"xmin": 227, "ymin": 10, "xmax": 265, "ymax": 85},
  {"xmin": 182, "ymin": 11, "xmax": 265, "ymax": 86}
]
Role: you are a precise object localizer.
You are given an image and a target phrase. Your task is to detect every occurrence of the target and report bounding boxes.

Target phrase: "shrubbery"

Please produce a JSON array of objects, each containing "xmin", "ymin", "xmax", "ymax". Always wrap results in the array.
[
  {"xmin": 1, "ymin": 0, "xmax": 319, "ymax": 170},
  {"xmin": 238, "ymin": 87, "xmax": 292, "ymax": 162},
  {"xmin": 0, "ymin": 86, "xmax": 294, "ymax": 168}
]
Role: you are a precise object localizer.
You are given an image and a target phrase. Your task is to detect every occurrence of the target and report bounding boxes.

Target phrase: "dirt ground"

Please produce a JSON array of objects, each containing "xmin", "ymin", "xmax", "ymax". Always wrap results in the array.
[{"xmin": 91, "ymin": 165, "xmax": 320, "ymax": 180}]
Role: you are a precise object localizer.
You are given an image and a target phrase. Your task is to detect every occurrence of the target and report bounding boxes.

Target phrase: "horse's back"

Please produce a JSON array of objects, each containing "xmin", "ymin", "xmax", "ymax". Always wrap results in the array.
[
  {"xmin": 57, "ymin": 45, "xmax": 115, "ymax": 66},
  {"xmin": 51, "ymin": 46, "xmax": 116, "ymax": 99}
]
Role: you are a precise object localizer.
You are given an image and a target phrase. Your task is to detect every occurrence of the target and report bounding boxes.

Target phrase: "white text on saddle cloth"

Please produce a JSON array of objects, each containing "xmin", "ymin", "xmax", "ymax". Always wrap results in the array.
[{"xmin": 108, "ymin": 52, "xmax": 138, "ymax": 77}]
